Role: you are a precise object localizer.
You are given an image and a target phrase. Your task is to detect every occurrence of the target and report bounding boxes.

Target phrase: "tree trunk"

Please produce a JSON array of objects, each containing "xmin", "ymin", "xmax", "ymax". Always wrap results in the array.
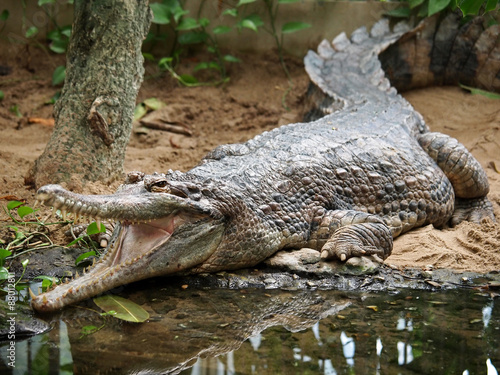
[{"xmin": 26, "ymin": 0, "xmax": 151, "ymax": 190}]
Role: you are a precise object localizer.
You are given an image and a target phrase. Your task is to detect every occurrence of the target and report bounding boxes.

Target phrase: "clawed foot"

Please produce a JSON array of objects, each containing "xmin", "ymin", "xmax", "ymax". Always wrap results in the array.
[
  {"xmin": 448, "ymin": 197, "xmax": 495, "ymax": 227},
  {"xmin": 321, "ymin": 242, "xmax": 387, "ymax": 262}
]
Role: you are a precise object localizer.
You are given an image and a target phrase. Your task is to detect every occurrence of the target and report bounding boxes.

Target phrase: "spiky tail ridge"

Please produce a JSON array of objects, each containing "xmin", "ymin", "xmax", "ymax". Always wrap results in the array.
[{"xmin": 304, "ymin": 12, "xmax": 500, "ymax": 121}]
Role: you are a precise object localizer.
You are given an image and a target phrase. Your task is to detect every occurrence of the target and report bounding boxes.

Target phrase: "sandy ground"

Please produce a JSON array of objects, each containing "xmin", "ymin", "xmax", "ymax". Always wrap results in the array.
[{"xmin": 0, "ymin": 48, "xmax": 499, "ymax": 273}]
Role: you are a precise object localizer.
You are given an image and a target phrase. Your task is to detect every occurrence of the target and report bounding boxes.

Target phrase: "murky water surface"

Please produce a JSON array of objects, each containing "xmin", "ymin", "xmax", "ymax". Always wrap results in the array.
[{"xmin": 1, "ymin": 282, "xmax": 499, "ymax": 374}]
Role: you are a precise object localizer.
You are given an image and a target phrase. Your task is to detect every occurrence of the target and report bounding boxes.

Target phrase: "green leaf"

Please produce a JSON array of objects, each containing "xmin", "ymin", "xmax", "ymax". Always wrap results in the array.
[
  {"xmin": 241, "ymin": 19, "xmax": 257, "ymax": 32},
  {"xmin": 0, "ymin": 249, "xmax": 12, "ymax": 261},
  {"xmin": 0, "ymin": 90, "xmax": 3, "ymax": 101},
  {"xmin": 0, "ymin": 9, "xmax": 9, "ymax": 21},
  {"xmin": 134, "ymin": 103, "xmax": 147, "ymax": 121},
  {"xmin": 485, "ymin": 0, "xmax": 498, "ymax": 11},
  {"xmin": 213, "ymin": 25, "xmax": 232, "ymax": 34},
  {"xmin": 75, "ymin": 250, "xmax": 96, "ymax": 266},
  {"xmin": 17, "ymin": 206, "xmax": 34, "ymax": 219},
  {"xmin": 237, "ymin": 0, "xmax": 257, "ymax": 5},
  {"xmin": 279, "ymin": 0, "xmax": 301, "ymax": 3},
  {"xmin": 87, "ymin": 222, "xmax": 105, "ymax": 235},
  {"xmin": 34, "ymin": 275, "xmax": 58, "ymax": 291},
  {"xmin": 34, "ymin": 275, "xmax": 59, "ymax": 283},
  {"xmin": 52, "ymin": 65, "xmax": 66, "ymax": 86},
  {"xmin": 384, "ymin": 7, "xmax": 411, "ymax": 17},
  {"xmin": 25, "ymin": 26, "xmax": 39, "ymax": 38},
  {"xmin": 281, "ymin": 21, "xmax": 311, "ymax": 34},
  {"xmin": 7, "ymin": 201, "xmax": 24, "ymax": 210},
  {"xmin": 0, "ymin": 267, "xmax": 9, "ymax": 282},
  {"xmin": 21, "ymin": 259, "xmax": 29, "ymax": 269},
  {"xmin": 142, "ymin": 52, "xmax": 155, "ymax": 61},
  {"xmin": 150, "ymin": 3, "xmax": 171, "ymax": 25},
  {"xmin": 199, "ymin": 17, "xmax": 210, "ymax": 28},
  {"xmin": 9, "ymin": 105, "xmax": 22, "ymax": 118},
  {"xmin": 224, "ymin": 54, "xmax": 241, "ymax": 63},
  {"xmin": 93, "ymin": 295, "xmax": 149, "ymax": 322},
  {"xmin": 194, "ymin": 62, "xmax": 209, "ymax": 71},
  {"xmin": 459, "ymin": 0, "xmax": 486, "ymax": 14},
  {"xmin": 46, "ymin": 91, "xmax": 61, "ymax": 104},
  {"xmin": 428, "ymin": 0, "xmax": 451, "ymax": 15},
  {"xmin": 222, "ymin": 8, "xmax": 237, "ymax": 17},
  {"xmin": 0, "ymin": 249, "xmax": 11, "ymax": 267},
  {"xmin": 244, "ymin": 14, "xmax": 263, "ymax": 28},
  {"xmin": 179, "ymin": 74, "xmax": 198, "ymax": 85},
  {"xmin": 49, "ymin": 39, "xmax": 68, "ymax": 54},
  {"xmin": 194, "ymin": 62, "xmax": 221, "ymax": 72},
  {"xmin": 460, "ymin": 84, "xmax": 500, "ymax": 99},
  {"xmin": 38, "ymin": 0, "xmax": 55, "ymax": 5},
  {"xmin": 158, "ymin": 56, "xmax": 173, "ymax": 69},
  {"xmin": 176, "ymin": 17, "xmax": 200, "ymax": 31},
  {"xmin": 409, "ymin": 0, "xmax": 426, "ymax": 8},
  {"xmin": 60, "ymin": 25, "xmax": 72, "ymax": 38},
  {"xmin": 178, "ymin": 31, "xmax": 207, "ymax": 45},
  {"xmin": 143, "ymin": 97, "xmax": 166, "ymax": 110}
]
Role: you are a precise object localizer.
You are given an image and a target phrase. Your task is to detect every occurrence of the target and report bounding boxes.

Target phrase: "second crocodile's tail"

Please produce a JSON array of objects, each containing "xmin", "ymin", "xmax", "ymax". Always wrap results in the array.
[
  {"xmin": 305, "ymin": 12, "xmax": 500, "ymax": 121},
  {"xmin": 380, "ymin": 12, "xmax": 500, "ymax": 93}
]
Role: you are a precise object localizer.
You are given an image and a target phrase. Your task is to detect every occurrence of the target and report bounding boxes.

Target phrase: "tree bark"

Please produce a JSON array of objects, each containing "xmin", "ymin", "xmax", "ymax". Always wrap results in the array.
[{"xmin": 26, "ymin": 0, "xmax": 151, "ymax": 190}]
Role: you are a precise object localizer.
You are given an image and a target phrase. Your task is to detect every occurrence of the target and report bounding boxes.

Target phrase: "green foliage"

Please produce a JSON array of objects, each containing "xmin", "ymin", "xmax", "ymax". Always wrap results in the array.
[
  {"xmin": 0, "ymin": 200, "xmax": 105, "ymax": 294},
  {"xmin": 460, "ymin": 84, "xmax": 500, "ymax": 98},
  {"xmin": 386, "ymin": 0, "xmax": 498, "ymax": 18},
  {"xmin": 149, "ymin": 0, "xmax": 260, "ymax": 85},
  {"xmin": 34, "ymin": 275, "xmax": 60, "ymax": 292}
]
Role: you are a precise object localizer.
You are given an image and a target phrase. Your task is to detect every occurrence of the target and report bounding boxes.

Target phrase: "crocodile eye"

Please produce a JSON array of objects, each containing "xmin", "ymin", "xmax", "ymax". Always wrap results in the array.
[
  {"xmin": 153, "ymin": 181, "xmax": 168, "ymax": 188},
  {"xmin": 149, "ymin": 179, "xmax": 170, "ymax": 192}
]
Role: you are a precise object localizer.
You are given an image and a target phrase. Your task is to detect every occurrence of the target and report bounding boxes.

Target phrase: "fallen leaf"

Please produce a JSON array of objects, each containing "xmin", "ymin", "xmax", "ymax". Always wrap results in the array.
[
  {"xmin": 27, "ymin": 117, "xmax": 55, "ymax": 126},
  {"xmin": 93, "ymin": 295, "xmax": 149, "ymax": 323}
]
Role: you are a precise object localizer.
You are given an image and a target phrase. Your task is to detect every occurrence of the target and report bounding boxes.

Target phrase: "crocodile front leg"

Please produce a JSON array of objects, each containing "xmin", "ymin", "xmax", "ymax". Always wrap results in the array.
[{"xmin": 312, "ymin": 210, "xmax": 393, "ymax": 261}]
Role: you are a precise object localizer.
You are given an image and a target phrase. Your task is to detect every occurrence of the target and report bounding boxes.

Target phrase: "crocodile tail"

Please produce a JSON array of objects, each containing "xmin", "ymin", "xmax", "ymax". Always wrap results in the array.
[
  {"xmin": 304, "ymin": 18, "xmax": 411, "ymax": 120},
  {"xmin": 304, "ymin": 12, "xmax": 500, "ymax": 121},
  {"xmin": 380, "ymin": 12, "xmax": 500, "ymax": 93}
]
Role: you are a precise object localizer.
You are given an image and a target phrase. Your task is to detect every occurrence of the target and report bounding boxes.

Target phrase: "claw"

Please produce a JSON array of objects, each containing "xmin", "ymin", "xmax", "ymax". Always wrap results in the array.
[{"xmin": 29, "ymin": 287, "xmax": 37, "ymax": 300}]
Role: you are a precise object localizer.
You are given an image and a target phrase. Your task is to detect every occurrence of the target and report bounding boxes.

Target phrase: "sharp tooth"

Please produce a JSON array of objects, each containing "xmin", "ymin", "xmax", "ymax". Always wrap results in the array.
[
  {"xmin": 75, "ymin": 271, "xmax": 80, "ymax": 278},
  {"xmin": 42, "ymin": 295, "xmax": 48, "ymax": 303},
  {"xmin": 96, "ymin": 218, "xmax": 101, "ymax": 229},
  {"xmin": 92, "ymin": 258, "xmax": 96, "ymax": 266},
  {"xmin": 29, "ymin": 288, "xmax": 37, "ymax": 299}
]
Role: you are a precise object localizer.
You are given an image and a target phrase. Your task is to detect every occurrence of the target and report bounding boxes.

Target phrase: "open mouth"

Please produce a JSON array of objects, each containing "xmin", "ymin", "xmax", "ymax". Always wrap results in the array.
[
  {"xmin": 109, "ymin": 216, "xmax": 179, "ymax": 268},
  {"xmin": 30, "ymin": 184, "xmax": 226, "ymax": 312}
]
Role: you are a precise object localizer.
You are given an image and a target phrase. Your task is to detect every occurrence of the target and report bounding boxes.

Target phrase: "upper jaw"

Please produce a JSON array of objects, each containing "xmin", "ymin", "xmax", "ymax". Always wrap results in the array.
[
  {"xmin": 31, "ymin": 184, "xmax": 226, "ymax": 312},
  {"xmin": 34, "ymin": 183, "xmax": 221, "ymax": 223}
]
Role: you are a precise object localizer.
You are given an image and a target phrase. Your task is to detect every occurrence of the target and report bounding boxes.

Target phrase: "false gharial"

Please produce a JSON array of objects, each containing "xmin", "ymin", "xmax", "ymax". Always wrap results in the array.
[{"xmin": 31, "ymin": 13, "xmax": 497, "ymax": 311}]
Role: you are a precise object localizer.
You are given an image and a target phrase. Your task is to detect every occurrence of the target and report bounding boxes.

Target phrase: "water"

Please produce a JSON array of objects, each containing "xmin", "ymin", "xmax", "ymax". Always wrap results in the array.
[{"xmin": 1, "ymin": 283, "xmax": 499, "ymax": 375}]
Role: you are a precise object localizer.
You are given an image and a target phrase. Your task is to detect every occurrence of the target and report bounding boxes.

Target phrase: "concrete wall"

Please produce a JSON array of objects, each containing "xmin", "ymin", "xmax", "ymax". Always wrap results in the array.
[{"xmin": 0, "ymin": 1, "xmax": 400, "ymax": 56}]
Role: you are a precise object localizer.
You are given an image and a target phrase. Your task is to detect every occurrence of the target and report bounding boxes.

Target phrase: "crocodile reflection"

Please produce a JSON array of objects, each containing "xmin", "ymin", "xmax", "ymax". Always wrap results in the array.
[{"xmin": 58, "ymin": 287, "xmax": 350, "ymax": 374}]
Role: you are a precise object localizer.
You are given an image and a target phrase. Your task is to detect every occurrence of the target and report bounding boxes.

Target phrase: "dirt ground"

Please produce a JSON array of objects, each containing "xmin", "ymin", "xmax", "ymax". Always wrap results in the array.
[{"xmin": 0, "ymin": 46, "xmax": 499, "ymax": 273}]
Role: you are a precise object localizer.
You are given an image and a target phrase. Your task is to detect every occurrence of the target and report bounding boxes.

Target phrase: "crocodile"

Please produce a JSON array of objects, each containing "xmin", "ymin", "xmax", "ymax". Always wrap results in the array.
[{"xmin": 31, "ymin": 13, "xmax": 497, "ymax": 312}]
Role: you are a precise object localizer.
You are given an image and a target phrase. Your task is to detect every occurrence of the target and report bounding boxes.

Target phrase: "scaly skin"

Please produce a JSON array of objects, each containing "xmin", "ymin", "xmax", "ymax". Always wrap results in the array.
[{"xmin": 31, "ymin": 16, "xmax": 495, "ymax": 312}]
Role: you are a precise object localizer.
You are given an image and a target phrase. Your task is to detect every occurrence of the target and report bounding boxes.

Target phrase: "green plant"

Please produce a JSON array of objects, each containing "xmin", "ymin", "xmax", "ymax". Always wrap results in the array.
[
  {"xmin": 150, "ymin": 0, "xmax": 263, "ymax": 85},
  {"xmin": 0, "ymin": 8, "xmax": 9, "ymax": 34},
  {"xmin": 0, "ymin": 200, "xmax": 106, "ymax": 297},
  {"xmin": 386, "ymin": 0, "xmax": 499, "ymax": 19},
  {"xmin": 261, "ymin": 0, "xmax": 311, "ymax": 81}
]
